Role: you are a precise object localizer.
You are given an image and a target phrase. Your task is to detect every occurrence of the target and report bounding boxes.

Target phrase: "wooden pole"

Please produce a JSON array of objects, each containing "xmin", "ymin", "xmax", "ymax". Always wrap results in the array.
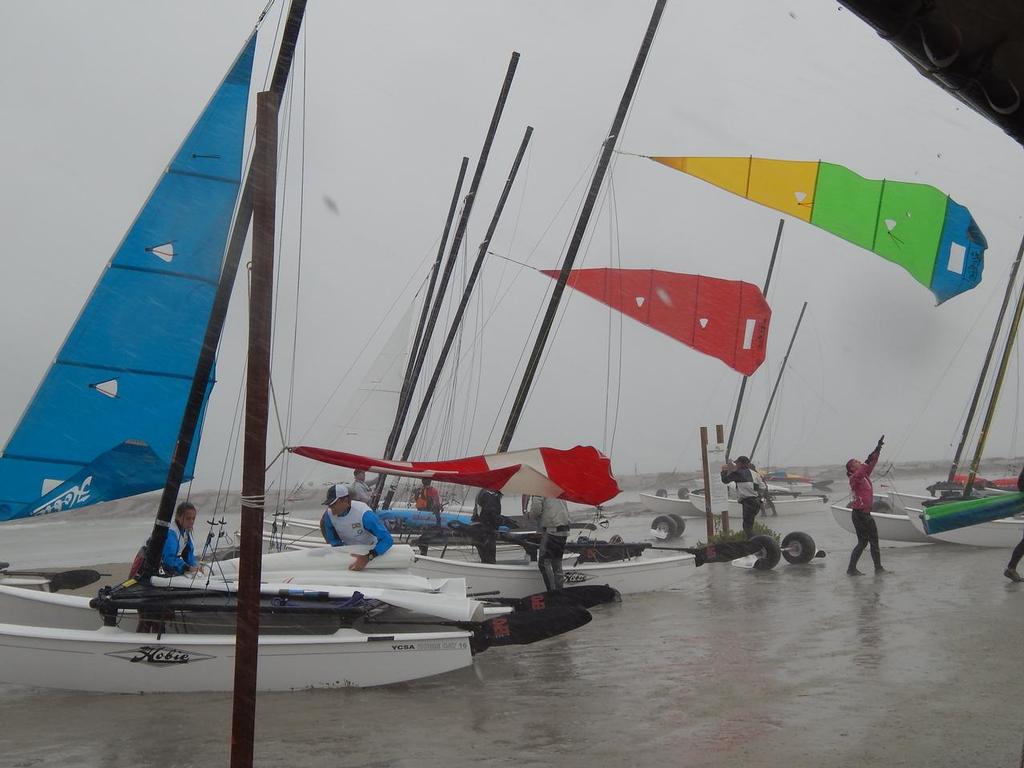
[
  {"xmin": 229, "ymin": 90, "xmax": 277, "ymax": 768},
  {"xmin": 716, "ymin": 423, "xmax": 729, "ymax": 533},
  {"xmin": 700, "ymin": 426, "xmax": 714, "ymax": 541}
]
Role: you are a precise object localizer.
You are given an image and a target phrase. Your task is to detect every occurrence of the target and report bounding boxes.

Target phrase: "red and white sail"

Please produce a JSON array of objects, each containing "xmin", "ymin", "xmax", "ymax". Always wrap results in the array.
[
  {"xmin": 542, "ymin": 268, "xmax": 770, "ymax": 375},
  {"xmin": 290, "ymin": 445, "xmax": 619, "ymax": 506}
]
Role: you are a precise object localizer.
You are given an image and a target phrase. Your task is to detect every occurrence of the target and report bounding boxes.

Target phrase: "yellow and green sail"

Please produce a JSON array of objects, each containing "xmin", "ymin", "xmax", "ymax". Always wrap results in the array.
[{"xmin": 651, "ymin": 156, "xmax": 987, "ymax": 304}]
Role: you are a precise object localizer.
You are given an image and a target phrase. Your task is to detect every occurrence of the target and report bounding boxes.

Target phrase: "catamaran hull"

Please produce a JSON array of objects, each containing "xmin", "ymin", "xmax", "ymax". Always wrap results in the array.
[
  {"xmin": 0, "ymin": 623, "xmax": 472, "ymax": 692},
  {"xmin": 830, "ymin": 503, "xmax": 930, "ymax": 543},
  {"xmin": 730, "ymin": 495, "xmax": 828, "ymax": 517},
  {"xmin": 408, "ymin": 553, "xmax": 694, "ymax": 598},
  {"xmin": 0, "ymin": 585, "xmax": 103, "ymax": 630},
  {"xmin": 902, "ymin": 503, "xmax": 1024, "ymax": 547},
  {"xmin": 639, "ymin": 493, "xmax": 704, "ymax": 517}
]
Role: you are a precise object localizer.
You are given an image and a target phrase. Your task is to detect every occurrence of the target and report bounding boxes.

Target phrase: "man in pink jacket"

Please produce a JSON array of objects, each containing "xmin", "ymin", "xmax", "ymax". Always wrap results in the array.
[{"xmin": 845, "ymin": 435, "xmax": 887, "ymax": 575}]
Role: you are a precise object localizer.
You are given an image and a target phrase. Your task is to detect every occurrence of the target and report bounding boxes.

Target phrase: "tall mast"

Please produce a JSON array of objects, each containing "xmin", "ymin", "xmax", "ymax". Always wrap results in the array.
[
  {"xmin": 724, "ymin": 217, "xmax": 784, "ymax": 462},
  {"xmin": 397, "ymin": 127, "xmax": 534, "ymax": 466},
  {"xmin": 376, "ymin": 157, "xmax": 469, "ymax": 485},
  {"xmin": 964, "ymin": 259, "xmax": 1024, "ymax": 496},
  {"xmin": 230, "ymin": 88, "xmax": 278, "ymax": 768},
  {"xmin": 140, "ymin": 0, "xmax": 307, "ymax": 579},
  {"xmin": 947, "ymin": 234, "xmax": 1024, "ymax": 483},
  {"xmin": 750, "ymin": 301, "xmax": 808, "ymax": 460},
  {"xmin": 498, "ymin": 0, "xmax": 667, "ymax": 452},
  {"xmin": 371, "ymin": 55, "xmax": 520, "ymax": 507}
]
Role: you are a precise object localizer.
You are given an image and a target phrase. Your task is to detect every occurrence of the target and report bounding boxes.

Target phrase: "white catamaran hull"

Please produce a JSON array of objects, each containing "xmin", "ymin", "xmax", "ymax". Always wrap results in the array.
[
  {"xmin": 730, "ymin": 494, "xmax": 828, "ymax": 517},
  {"xmin": 0, "ymin": 585, "xmax": 103, "ymax": 630},
  {"xmin": 639, "ymin": 492, "xmax": 704, "ymax": 517},
  {"xmin": 901, "ymin": 502, "xmax": 1024, "ymax": 547},
  {"xmin": 830, "ymin": 502, "xmax": 931, "ymax": 543},
  {"xmin": 408, "ymin": 552, "xmax": 694, "ymax": 598},
  {"xmin": 0, "ymin": 622, "xmax": 472, "ymax": 692}
]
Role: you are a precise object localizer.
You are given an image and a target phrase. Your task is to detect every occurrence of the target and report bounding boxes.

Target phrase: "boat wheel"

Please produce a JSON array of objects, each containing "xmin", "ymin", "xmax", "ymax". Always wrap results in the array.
[{"xmin": 780, "ymin": 531, "xmax": 816, "ymax": 564}]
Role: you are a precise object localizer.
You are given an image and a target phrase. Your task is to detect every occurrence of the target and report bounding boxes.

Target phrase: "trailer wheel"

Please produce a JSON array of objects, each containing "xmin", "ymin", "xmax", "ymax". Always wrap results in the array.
[
  {"xmin": 668, "ymin": 514, "xmax": 686, "ymax": 535},
  {"xmin": 650, "ymin": 515, "xmax": 680, "ymax": 540},
  {"xmin": 781, "ymin": 531, "xmax": 816, "ymax": 564},
  {"xmin": 677, "ymin": 487, "xmax": 689, "ymax": 499},
  {"xmin": 750, "ymin": 534, "xmax": 781, "ymax": 570},
  {"xmin": 609, "ymin": 534, "xmax": 624, "ymax": 544},
  {"xmin": 655, "ymin": 488, "xmax": 668, "ymax": 498}
]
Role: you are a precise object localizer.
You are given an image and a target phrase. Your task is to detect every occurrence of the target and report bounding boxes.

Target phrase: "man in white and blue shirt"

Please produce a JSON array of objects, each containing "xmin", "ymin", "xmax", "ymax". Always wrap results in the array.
[{"xmin": 319, "ymin": 483, "xmax": 394, "ymax": 571}]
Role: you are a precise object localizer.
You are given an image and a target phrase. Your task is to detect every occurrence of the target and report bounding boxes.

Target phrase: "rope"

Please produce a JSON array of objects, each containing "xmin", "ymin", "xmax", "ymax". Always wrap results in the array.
[{"xmin": 240, "ymin": 493, "xmax": 268, "ymax": 507}]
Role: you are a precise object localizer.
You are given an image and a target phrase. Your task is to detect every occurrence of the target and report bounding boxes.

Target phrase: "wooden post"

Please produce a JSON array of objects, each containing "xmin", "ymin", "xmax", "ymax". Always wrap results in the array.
[
  {"xmin": 716, "ymin": 424, "xmax": 730, "ymax": 533},
  {"xmin": 230, "ymin": 90, "xmax": 276, "ymax": 768},
  {"xmin": 700, "ymin": 427, "xmax": 714, "ymax": 540}
]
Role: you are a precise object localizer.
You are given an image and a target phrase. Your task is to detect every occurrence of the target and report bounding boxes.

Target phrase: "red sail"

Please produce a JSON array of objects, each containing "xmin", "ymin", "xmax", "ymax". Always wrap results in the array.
[
  {"xmin": 290, "ymin": 445, "xmax": 620, "ymax": 506},
  {"xmin": 541, "ymin": 268, "xmax": 770, "ymax": 375}
]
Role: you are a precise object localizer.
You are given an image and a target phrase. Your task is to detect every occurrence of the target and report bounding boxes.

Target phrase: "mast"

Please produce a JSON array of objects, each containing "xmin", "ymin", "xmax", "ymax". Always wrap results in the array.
[
  {"xmin": 724, "ymin": 217, "xmax": 784, "ymax": 461},
  {"xmin": 964, "ymin": 256, "xmax": 1024, "ymax": 496},
  {"xmin": 947, "ymin": 234, "xmax": 1024, "ymax": 483},
  {"xmin": 750, "ymin": 301, "xmax": 808, "ymax": 460},
  {"xmin": 139, "ymin": 1, "xmax": 307, "ymax": 579},
  {"xmin": 230, "ymin": 89, "xmax": 277, "ymax": 768},
  {"xmin": 374, "ymin": 157, "xmax": 469, "ymax": 491},
  {"xmin": 397, "ymin": 127, "xmax": 534, "ymax": 466},
  {"xmin": 372, "ymin": 54, "xmax": 520, "ymax": 508},
  {"xmin": 498, "ymin": 0, "xmax": 667, "ymax": 453}
]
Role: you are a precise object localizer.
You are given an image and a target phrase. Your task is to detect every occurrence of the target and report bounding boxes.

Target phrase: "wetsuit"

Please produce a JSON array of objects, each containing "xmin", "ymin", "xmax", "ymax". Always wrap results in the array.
[
  {"xmin": 720, "ymin": 466, "xmax": 764, "ymax": 538},
  {"xmin": 473, "ymin": 489, "xmax": 502, "ymax": 564}
]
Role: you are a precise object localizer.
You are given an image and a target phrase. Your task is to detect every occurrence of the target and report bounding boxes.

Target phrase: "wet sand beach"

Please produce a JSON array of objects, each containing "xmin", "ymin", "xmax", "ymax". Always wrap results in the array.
[{"xmin": 1, "ymin": 492, "xmax": 1023, "ymax": 767}]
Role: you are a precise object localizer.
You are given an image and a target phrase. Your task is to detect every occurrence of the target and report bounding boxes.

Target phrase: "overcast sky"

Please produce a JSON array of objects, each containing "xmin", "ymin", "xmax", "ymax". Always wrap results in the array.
[{"xmin": 4, "ymin": 1, "xmax": 1024, "ymax": 491}]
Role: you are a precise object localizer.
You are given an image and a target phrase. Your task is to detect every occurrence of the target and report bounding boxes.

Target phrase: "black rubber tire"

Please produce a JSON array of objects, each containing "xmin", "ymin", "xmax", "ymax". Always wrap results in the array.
[
  {"xmin": 655, "ymin": 488, "xmax": 668, "ymax": 498},
  {"xmin": 677, "ymin": 487, "xmax": 689, "ymax": 499},
  {"xmin": 609, "ymin": 534, "xmax": 624, "ymax": 544},
  {"xmin": 668, "ymin": 514, "xmax": 687, "ymax": 535},
  {"xmin": 781, "ymin": 531, "xmax": 816, "ymax": 564},
  {"xmin": 750, "ymin": 534, "xmax": 781, "ymax": 570},
  {"xmin": 650, "ymin": 515, "xmax": 680, "ymax": 539},
  {"xmin": 871, "ymin": 498, "xmax": 893, "ymax": 514}
]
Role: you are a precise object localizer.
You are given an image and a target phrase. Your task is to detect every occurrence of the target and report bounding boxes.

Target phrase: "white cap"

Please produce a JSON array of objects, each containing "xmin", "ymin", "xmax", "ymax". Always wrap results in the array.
[{"xmin": 321, "ymin": 483, "xmax": 350, "ymax": 506}]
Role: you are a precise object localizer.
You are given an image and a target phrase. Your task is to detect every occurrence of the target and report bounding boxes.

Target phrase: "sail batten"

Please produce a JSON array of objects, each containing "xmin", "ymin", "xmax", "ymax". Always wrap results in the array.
[
  {"xmin": 0, "ymin": 34, "xmax": 257, "ymax": 521},
  {"xmin": 651, "ymin": 155, "xmax": 987, "ymax": 304}
]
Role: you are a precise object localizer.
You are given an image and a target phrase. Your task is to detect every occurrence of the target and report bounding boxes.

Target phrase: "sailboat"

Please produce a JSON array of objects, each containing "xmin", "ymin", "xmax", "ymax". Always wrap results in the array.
[{"xmin": 0, "ymin": 13, "xmax": 598, "ymax": 692}]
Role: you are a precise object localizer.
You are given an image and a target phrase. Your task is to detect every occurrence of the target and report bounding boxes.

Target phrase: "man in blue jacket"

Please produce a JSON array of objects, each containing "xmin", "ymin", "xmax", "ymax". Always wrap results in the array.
[{"xmin": 319, "ymin": 484, "xmax": 394, "ymax": 571}]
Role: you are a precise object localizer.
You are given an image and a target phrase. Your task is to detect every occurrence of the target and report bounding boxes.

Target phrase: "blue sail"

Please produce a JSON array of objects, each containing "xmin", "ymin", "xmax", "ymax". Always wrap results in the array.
[{"xmin": 0, "ymin": 34, "xmax": 256, "ymax": 521}]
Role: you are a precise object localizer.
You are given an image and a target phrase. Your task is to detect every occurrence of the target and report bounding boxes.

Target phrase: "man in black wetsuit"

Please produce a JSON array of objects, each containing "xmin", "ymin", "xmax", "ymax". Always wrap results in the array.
[{"xmin": 473, "ymin": 488, "xmax": 502, "ymax": 564}]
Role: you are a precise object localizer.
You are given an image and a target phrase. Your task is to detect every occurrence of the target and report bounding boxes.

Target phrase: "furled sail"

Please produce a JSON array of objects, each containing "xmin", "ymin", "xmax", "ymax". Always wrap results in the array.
[
  {"xmin": 290, "ymin": 445, "xmax": 620, "ymax": 506},
  {"xmin": 921, "ymin": 492, "xmax": 1024, "ymax": 534},
  {"xmin": 650, "ymin": 156, "xmax": 987, "ymax": 304},
  {"xmin": 0, "ymin": 35, "xmax": 257, "ymax": 521},
  {"xmin": 541, "ymin": 268, "xmax": 770, "ymax": 375}
]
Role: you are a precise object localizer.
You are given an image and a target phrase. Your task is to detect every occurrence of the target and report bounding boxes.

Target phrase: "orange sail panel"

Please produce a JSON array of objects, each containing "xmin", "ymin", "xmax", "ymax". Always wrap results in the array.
[{"xmin": 541, "ymin": 269, "xmax": 770, "ymax": 375}]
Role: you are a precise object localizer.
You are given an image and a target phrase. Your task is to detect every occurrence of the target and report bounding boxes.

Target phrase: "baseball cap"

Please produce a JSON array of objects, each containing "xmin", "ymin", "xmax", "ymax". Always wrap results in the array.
[{"xmin": 321, "ymin": 483, "xmax": 350, "ymax": 506}]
